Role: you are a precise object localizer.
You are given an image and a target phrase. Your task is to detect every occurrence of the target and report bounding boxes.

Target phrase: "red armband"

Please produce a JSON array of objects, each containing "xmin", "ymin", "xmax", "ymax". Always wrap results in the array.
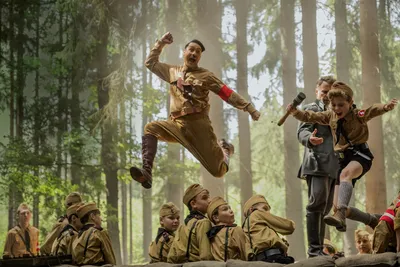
[
  {"xmin": 218, "ymin": 84, "xmax": 233, "ymax": 102},
  {"xmin": 380, "ymin": 209, "xmax": 395, "ymax": 230}
]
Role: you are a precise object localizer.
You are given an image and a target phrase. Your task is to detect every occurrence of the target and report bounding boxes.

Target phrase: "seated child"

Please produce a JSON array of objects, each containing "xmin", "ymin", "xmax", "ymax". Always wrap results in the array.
[
  {"xmin": 72, "ymin": 202, "xmax": 116, "ymax": 265},
  {"xmin": 51, "ymin": 203, "xmax": 83, "ymax": 256},
  {"xmin": 149, "ymin": 202, "xmax": 180, "ymax": 262},
  {"xmin": 206, "ymin": 196, "xmax": 248, "ymax": 261},
  {"xmin": 372, "ymin": 191, "xmax": 400, "ymax": 253},
  {"xmin": 167, "ymin": 184, "xmax": 213, "ymax": 263},
  {"xmin": 242, "ymin": 195, "xmax": 295, "ymax": 264},
  {"xmin": 355, "ymin": 229, "xmax": 372, "ymax": 254}
]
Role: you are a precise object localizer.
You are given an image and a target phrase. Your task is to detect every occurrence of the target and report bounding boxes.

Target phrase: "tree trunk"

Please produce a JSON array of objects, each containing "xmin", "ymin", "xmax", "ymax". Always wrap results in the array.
[
  {"xmin": 360, "ymin": 0, "xmax": 387, "ymax": 213},
  {"xmin": 33, "ymin": 0, "xmax": 41, "ymax": 228},
  {"xmin": 120, "ymin": 99, "xmax": 128, "ymax": 264},
  {"xmin": 280, "ymin": 0, "xmax": 305, "ymax": 260},
  {"xmin": 16, "ymin": 2, "xmax": 25, "ymax": 139},
  {"xmin": 301, "ymin": 0, "xmax": 319, "ymax": 99},
  {"xmin": 165, "ymin": 0, "xmax": 183, "ymax": 212},
  {"xmin": 335, "ymin": 0, "xmax": 350, "ymax": 83},
  {"xmin": 197, "ymin": 0, "xmax": 225, "ymax": 197},
  {"xmin": 8, "ymin": 0, "xmax": 15, "ymax": 231},
  {"xmin": 141, "ymin": 3, "xmax": 152, "ymax": 258},
  {"xmin": 235, "ymin": 0, "xmax": 253, "ymax": 210},
  {"xmin": 97, "ymin": 17, "xmax": 122, "ymax": 265}
]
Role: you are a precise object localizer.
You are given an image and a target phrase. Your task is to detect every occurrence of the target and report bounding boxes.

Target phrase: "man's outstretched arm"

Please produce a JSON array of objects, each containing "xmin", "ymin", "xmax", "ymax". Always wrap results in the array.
[
  {"xmin": 208, "ymin": 74, "xmax": 260, "ymax": 121},
  {"xmin": 145, "ymin": 32, "xmax": 174, "ymax": 83}
]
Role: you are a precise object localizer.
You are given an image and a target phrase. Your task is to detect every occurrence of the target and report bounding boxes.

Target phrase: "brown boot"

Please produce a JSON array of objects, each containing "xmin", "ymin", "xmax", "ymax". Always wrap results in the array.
[
  {"xmin": 130, "ymin": 134, "xmax": 158, "ymax": 189},
  {"xmin": 218, "ymin": 139, "xmax": 235, "ymax": 167},
  {"xmin": 324, "ymin": 208, "xmax": 346, "ymax": 232}
]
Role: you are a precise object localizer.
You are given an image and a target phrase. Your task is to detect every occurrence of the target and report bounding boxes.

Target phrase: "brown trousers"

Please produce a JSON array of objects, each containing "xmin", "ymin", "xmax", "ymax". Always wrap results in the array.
[
  {"xmin": 144, "ymin": 113, "xmax": 227, "ymax": 177},
  {"xmin": 372, "ymin": 221, "xmax": 396, "ymax": 253}
]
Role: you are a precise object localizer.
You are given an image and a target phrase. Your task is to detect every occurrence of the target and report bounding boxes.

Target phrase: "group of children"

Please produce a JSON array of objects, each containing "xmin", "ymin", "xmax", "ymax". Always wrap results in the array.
[
  {"xmin": 149, "ymin": 183, "xmax": 295, "ymax": 264},
  {"xmin": 3, "ymin": 192, "xmax": 116, "ymax": 266}
]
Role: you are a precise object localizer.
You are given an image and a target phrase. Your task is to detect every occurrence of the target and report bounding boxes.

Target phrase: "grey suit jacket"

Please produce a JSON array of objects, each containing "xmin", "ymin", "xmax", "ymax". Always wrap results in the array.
[{"xmin": 297, "ymin": 100, "xmax": 339, "ymax": 179}]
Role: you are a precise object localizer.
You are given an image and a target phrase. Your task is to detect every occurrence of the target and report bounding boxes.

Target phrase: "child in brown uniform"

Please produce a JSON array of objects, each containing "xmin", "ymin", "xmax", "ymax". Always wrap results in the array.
[
  {"xmin": 167, "ymin": 184, "xmax": 213, "ymax": 263},
  {"xmin": 206, "ymin": 196, "xmax": 248, "ymax": 261},
  {"xmin": 372, "ymin": 191, "xmax": 400, "ymax": 253},
  {"xmin": 287, "ymin": 81, "xmax": 398, "ymax": 231},
  {"xmin": 51, "ymin": 203, "xmax": 83, "ymax": 256},
  {"xmin": 41, "ymin": 192, "xmax": 82, "ymax": 254},
  {"xmin": 242, "ymin": 195, "xmax": 295, "ymax": 264},
  {"xmin": 3, "ymin": 204, "xmax": 39, "ymax": 257},
  {"xmin": 72, "ymin": 202, "xmax": 116, "ymax": 265},
  {"xmin": 149, "ymin": 202, "xmax": 180, "ymax": 262}
]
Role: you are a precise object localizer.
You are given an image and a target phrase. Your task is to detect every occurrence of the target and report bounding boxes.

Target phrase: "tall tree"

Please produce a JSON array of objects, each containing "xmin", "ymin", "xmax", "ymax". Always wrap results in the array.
[
  {"xmin": 360, "ymin": 0, "xmax": 387, "ymax": 213},
  {"xmin": 235, "ymin": 0, "xmax": 253, "ymax": 209},
  {"xmin": 301, "ymin": 0, "xmax": 319, "ymax": 98},
  {"xmin": 96, "ymin": 9, "xmax": 122, "ymax": 264},
  {"xmin": 141, "ymin": 1, "xmax": 152, "ymax": 260},
  {"xmin": 196, "ymin": 0, "xmax": 225, "ymax": 197},
  {"xmin": 334, "ymin": 0, "xmax": 356, "ymax": 255},
  {"xmin": 165, "ymin": 0, "xmax": 183, "ymax": 211},
  {"xmin": 280, "ymin": 0, "xmax": 305, "ymax": 260}
]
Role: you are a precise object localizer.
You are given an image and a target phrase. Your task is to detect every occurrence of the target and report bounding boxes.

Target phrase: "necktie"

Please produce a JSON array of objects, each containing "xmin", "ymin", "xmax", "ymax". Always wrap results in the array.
[
  {"xmin": 335, "ymin": 118, "xmax": 345, "ymax": 145},
  {"xmin": 25, "ymin": 230, "xmax": 31, "ymax": 253}
]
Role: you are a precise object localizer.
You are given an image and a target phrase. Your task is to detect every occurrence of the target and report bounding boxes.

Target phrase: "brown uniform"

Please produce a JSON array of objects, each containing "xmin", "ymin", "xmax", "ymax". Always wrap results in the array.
[
  {"xmin": 292, "ymin": 104, "xmax": 387, "ymax": 151},
  {"xmin": 72, "ymin": 224, "xmax": 116, "ymax": 265},
  {"xmin": 167, "ymin": 213, "xmax": 213, "ymax": 262},
  {"xmin": 145, "ymin": 40, "xmax": 256, "ymax": 177},
  {"xmin": 208, "ymin": 225, "xmax": 248, "ymax": 261},
  {"xmin": 3, "ymin": 225, "xmax": 39, "ymax": 257},
  {"xmin": 372, "ymin": 198, "xmax": 400, "ymax": 253},
  {"xmin": 149, "ymin": 228, "xmax": 174, "ymax": 263},
  {"xmin": 243, "ymin": 210, "xmax": 295, "ymax": 254},
  {"xmin": 41, "ymin": 218, "xmax": 68, "ymax": 255},
  {"xmin": 51, "ymin": 225, "xmax": 78, "ymax": 256}
]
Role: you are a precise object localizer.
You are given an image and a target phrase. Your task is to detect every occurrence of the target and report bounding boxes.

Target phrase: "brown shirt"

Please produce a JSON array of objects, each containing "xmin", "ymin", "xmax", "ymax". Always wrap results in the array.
[
  {"xmin": 3, "ymin": 225, "xmax": 39, "ymax": 257},
  {"xmin": 149, "ymin": 228, "xmax": 174, "ymax": 263},
  {"xmin": 72, "ymin": 224, "xmax": 116, "ymax": 265},
  {"xmin": 145, "ymin": 40, "xmax": 256, "ymax": 118},
  {"xmin": 243, "ymin": 210, "xmax": 295, "ymax": 254},
  {"xmin": 41, "ymin": 217, "xmax": 68, "ymax": 254},
  {"xmin": 209, "ymin": 225, "xmax": 248, "ymax": 261},
  {"xmin": 167, "ymin": 216, "xmax": 213, "ymax": 262},
  {"xmin": 293, "ymin": 104, "xmax": 387, "ymax": 151},
  {"xmin": 51, "ymin": 225, "xmax": 78, "ymax": 256}
]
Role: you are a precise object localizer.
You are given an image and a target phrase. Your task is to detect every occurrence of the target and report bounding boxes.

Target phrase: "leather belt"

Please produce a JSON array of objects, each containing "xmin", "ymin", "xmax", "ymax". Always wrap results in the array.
[
  {"xmin": 170, "ymin": 107, "xmax": 203, "ymax": 119},
  {"xmin": 255, "ymin": 248, "xmax": 283, "ymax": 261}
]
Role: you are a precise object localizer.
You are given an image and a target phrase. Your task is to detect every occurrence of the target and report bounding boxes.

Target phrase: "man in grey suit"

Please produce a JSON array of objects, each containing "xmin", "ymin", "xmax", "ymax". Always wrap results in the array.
[{"xmin": 298, "ymin": 76, "xmax": 339, "ymax": 257}]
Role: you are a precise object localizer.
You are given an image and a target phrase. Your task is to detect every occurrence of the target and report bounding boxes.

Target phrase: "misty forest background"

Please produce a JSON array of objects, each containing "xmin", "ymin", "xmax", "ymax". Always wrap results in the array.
[{"xmin": 0, "ymin": 0, "xmax": 399, "ymax": 264}]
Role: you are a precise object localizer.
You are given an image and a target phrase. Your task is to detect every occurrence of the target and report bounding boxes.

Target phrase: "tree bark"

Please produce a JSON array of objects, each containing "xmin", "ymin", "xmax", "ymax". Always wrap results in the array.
[
  {"xmin": 8, "ymin": 0, "xmax": 15, "ymax": 231},
  {"xmin": 141, "ymin": 2, "xmax": 152, "ymax": 258},
  {"xmin": 280, "ymin": 0, "xmax": 305, "ymax": 260},
  {"xmin": 301, "ymin": 0, "xmax": 319, "ymax": 99},
  {"xmin": 235, "ymin": 0, "xmax": 253, "ymax": 210},
  {"xmin": 33, "ymin": 0, "xmax": 41, "ymax": 228},
  {"xmin": 96, "ymin": 16, "xmax": 122, "ymax": 265},
  {"xmin": 197, "ymin": 0, "xmax": 225, "ymax": 197},
  {"xmin": 360, "ymin": 0, "xmax": 387, "ymax": 213},
  {"xmin": 165, "ymin": 0, "xmax": 183, "ymax": 212}
]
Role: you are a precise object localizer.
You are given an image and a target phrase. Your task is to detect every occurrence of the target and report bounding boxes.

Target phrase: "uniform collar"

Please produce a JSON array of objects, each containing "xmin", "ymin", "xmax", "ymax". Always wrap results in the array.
[{"xmin": 184, "ymin": 210, "xmax": 206, "ymax": 225}]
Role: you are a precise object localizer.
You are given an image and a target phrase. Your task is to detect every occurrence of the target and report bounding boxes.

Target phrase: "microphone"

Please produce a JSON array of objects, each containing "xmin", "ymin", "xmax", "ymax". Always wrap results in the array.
[{"xmin": 277, "ymin": 92, "xmax": 306, "ymax": 126}]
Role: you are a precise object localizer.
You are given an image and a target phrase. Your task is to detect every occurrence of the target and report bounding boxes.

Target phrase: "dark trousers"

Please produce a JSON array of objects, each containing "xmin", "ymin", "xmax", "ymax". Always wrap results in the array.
[{"xmin": 306, "ymin": 175, "xmax": 336, "ymax": 257}]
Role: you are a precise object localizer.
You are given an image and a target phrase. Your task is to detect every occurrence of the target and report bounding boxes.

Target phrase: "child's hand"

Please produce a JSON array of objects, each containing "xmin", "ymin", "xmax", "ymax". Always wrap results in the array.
[
  {"xmin": 286, "ymin": 103, "xmax": 297, "ymax": 114},
  {"xmin": 384, "ymin": 98, "xmax": 398, "ymax": 111}
]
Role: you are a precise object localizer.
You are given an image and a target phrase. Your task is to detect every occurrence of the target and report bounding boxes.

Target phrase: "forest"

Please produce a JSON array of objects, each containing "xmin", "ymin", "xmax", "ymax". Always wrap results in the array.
[{"xmin": 0, "ymin": 0, "xmax": 399, "ymax": 264}]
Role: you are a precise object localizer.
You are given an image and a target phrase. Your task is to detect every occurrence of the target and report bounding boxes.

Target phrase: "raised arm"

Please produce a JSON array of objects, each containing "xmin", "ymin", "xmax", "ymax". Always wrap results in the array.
[
  {"xmin": 145, "ymin": 32, "xmax": 174, "ymax": 83},
  {"xmin": 261, "ymin": 211, "xmax": 295, "ymax": 236},
  {"xmin": 362, "ymin": 99, "xmax": 398, "ymax": 122},
  {"xmin": 208, "ymin": 74, "xmax": 260, "ymax": 121},
  {"xmin": 287, "ymin": 103, "xmax": 331, "ymax": 125}
]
